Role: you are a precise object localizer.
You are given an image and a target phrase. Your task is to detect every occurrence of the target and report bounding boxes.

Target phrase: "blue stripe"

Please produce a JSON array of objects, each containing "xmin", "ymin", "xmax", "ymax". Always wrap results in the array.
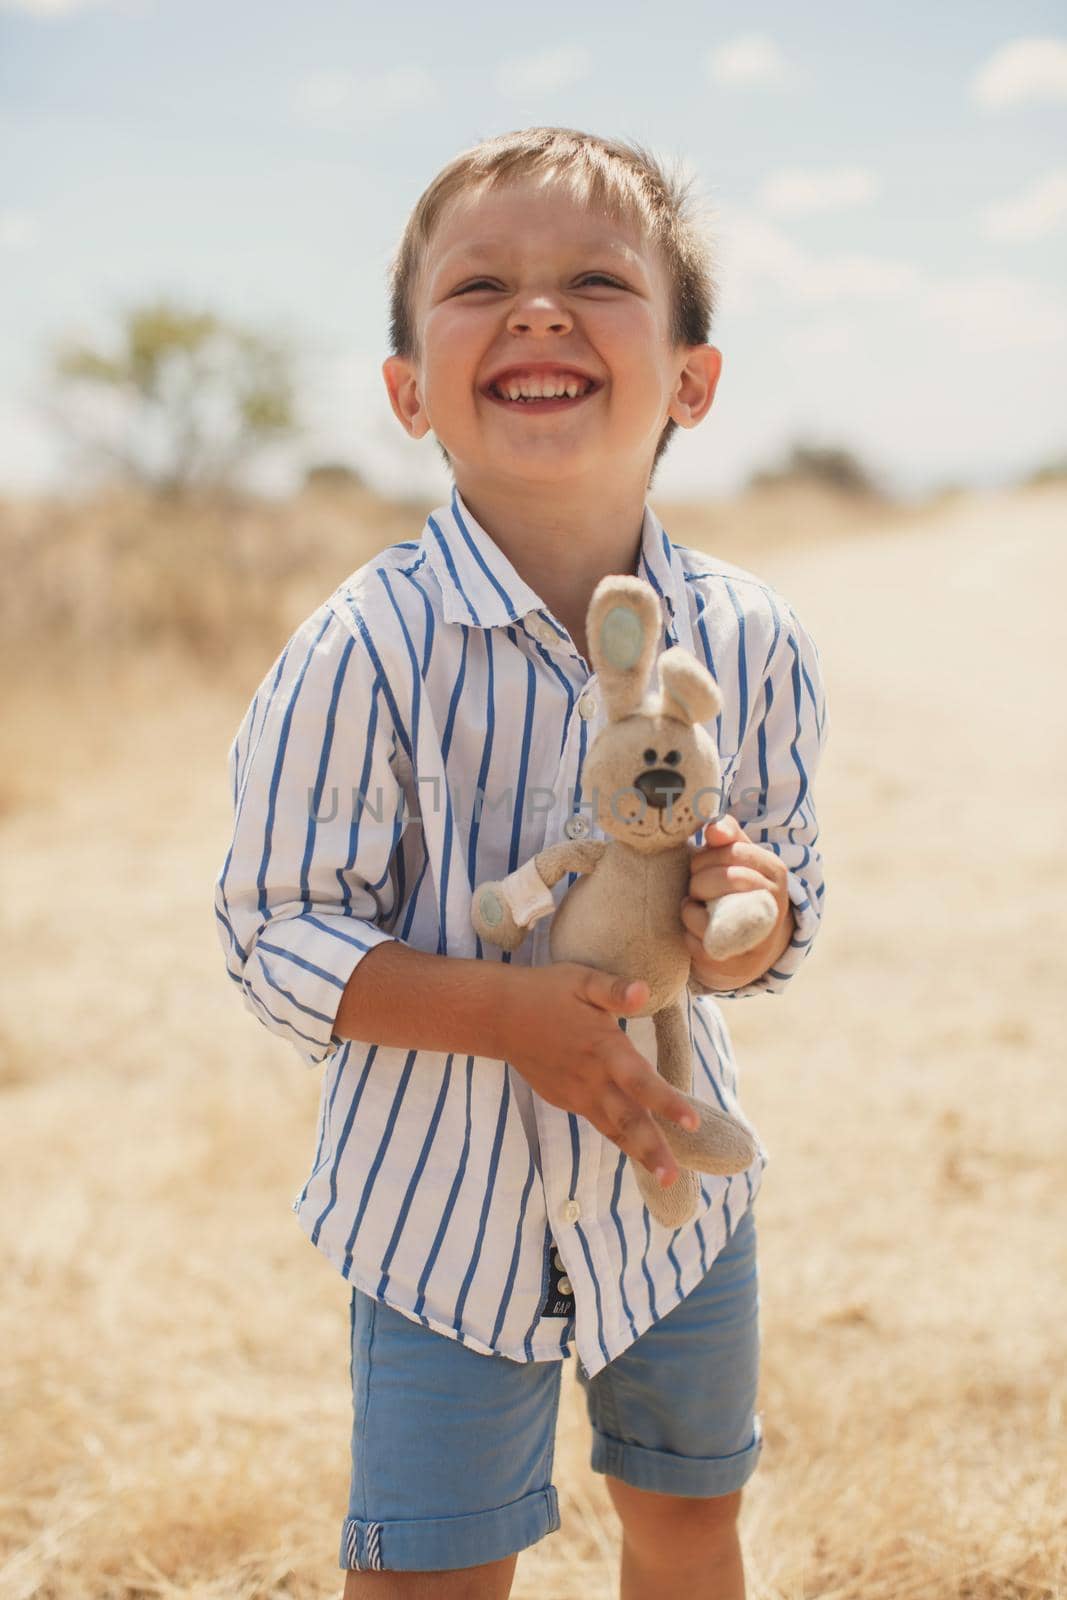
[
  {"xmin": 339, "ymin": 1049, "xmax": 419, "ymax": 1268},
  {"xmin": 501, "ymin": 1160, "xmax": 539, "ymax": 1355},
  {"xmin": 455, "ymin": 1068, "xmax": 511, "ymax": 1328},
  {"xmin": 378, "ymin": 1055, "xmax": 454, "ymax": 1295},
  {"xmin": 450, "ymin": 485, "xmax": 519, "ymax": 617},
  {"xmin": 343, "ymin": 596, "xmax": 414, "ymax": 761},
  {"xmin": 338, "ymin": 683, "xmax": 381, "ymax": 911},
  {"xmin": 415, "ymin": 1057, "xmax": 475, "ymax": 1320},
  {"xmin": 255, "ymin": 612, "xmax": 334, "ymax": 916},
  {"xmin": 300, "ymin": 632, "xmax": 356, "ymax": 902},
  {"xmin": 724, "ymin": 580, "xmax": 749, "ymax": 748},
  {"xmin": 302, "ymin": 913, "xmax": 377, "ymax": 952},
  {"xmin": 243, "ymin": 983, "xmax": 329, "ymax": 1051},
  {"xmin": 215, "ymin": 626, "xmax": 299, "ymax": 913},
  {"xmin": 507, "ymin": 641, "xmax": 537, "ymax": 871},
  {"xmin": 784, "ymin": 634, "xmax": 809, "ymax": 820},
  {"xmin": 428, "ymin": 513, "xmax": 480, "ymax": 624},
  {"xmin": 689, "ymin": 587, "xmax": 724, "ymax": 748},
  {"xmin": 466, "ymin": 631, "xmax": 497, "ymax": 905},
  {"xmin": 608, "ymin": 1153, "xmax": 639, "ymax": 1343},
  {"xmin": 254, "ymin": 939, "xmax": 347, "ymax": 989}
]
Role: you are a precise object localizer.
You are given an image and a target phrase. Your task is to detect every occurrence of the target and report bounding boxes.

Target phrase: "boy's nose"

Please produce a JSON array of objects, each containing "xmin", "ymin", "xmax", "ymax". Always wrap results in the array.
[
  {"xmin": 507, "ymin": 298, "xmax": 573, "ymax": 335},
  {"xmin": 634, "ymin": 768, "xmax": 685, "ymax": 810}
]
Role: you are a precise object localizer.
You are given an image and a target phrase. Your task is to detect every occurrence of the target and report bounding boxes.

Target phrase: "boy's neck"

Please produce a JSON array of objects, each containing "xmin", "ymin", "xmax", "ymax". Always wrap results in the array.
[{"xmin": 455, "ymin": 478, "xmax": 647, "ymax": 664}]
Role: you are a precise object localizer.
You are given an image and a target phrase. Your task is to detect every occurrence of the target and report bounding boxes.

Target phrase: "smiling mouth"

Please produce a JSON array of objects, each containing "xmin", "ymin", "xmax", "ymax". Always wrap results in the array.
[{"xmin": 484, "ymin": 383, "xmax": 602, "ymax": 414}]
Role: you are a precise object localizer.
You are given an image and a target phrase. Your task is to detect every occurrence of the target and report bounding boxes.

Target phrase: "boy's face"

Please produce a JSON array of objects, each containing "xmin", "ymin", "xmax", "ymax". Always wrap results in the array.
[{"xmin": 383, "ymin": 176, "xmax": 721, "ymax": 497}]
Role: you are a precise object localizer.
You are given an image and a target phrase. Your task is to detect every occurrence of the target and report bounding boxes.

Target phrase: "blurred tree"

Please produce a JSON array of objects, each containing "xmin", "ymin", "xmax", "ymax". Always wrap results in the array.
[
  {"xmin": 46, "ymin": 299, "xmax": 300, "ymax": 498},
  {"xmin": 1023, "ymin": 454, "xmax": 1067, "ymax": 486},
  {"xmin": 304, "ymin": 461, "xmax": 365, "ymax": 491},
  {"xmin": 748, "ymin": 439, "xmax": 887, "ymax": 498}
]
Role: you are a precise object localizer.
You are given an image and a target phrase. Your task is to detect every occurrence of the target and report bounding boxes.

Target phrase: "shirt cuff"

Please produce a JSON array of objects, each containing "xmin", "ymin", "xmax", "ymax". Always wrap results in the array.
[
  {"xmin": 689, "ymin": 872, "xmax": 821, "ymax": 1000},
  {"xmin": 243, "ymin": 911, "xmax": 397, "ymax": 1065}
]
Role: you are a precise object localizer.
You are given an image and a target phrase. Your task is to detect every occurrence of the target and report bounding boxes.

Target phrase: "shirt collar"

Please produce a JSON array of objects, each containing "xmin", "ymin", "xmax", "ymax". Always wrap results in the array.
[{"xmin": 422, "ymin": 484, "xmax": 690, "ymax": 649}]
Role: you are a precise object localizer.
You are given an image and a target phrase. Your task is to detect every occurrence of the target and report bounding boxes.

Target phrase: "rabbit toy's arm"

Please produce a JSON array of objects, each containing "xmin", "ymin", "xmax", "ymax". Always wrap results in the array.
[{"xmin": 472, "ymin": 841, "xmax": 607, "ymax": 952}]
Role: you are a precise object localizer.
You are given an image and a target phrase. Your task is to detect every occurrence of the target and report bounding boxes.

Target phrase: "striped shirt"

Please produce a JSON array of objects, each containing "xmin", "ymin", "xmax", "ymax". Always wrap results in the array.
[{"xmin": 213, "ymin": 485, "xmax": 829, "ymax": 1379}]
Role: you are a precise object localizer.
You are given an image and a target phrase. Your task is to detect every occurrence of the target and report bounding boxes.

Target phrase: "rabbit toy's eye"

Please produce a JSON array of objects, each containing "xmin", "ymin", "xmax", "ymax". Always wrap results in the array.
[
  {"xmin": 664, "ymin": 749, "xmax": 681, "ymax": 765},
  {"xmin": 642, "ymin": 747, "xmax": 657, "ymax": 764}
]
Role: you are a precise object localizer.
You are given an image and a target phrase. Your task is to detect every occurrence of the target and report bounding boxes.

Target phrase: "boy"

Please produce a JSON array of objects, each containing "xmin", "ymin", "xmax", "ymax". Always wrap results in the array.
[{"xmin": 215, "ymin": 127, "xmax": 828, "ymax": 1599}]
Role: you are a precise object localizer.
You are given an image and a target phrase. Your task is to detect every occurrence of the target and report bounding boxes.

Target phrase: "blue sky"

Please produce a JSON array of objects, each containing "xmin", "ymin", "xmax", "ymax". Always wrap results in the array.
[{"xmin": 1, "ymin": 0, "xmax": 1065, "ymax": 501}]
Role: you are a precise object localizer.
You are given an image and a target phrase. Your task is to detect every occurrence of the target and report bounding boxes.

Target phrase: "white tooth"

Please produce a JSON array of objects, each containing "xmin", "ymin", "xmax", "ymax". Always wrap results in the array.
[{"xmin": 497, "ymin": 373, "xmax": 592, "ymax": 401}]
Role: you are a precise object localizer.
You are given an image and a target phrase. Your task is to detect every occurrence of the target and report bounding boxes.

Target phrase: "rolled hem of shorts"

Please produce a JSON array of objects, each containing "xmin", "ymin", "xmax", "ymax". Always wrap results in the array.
[
  {"xmin": 589, "ymin": 1421, "xmax": 762, "ymax": 1499},
  {"xmin": 338, "ymin": 1485, "xmax": 560, "ymax": 1571}
]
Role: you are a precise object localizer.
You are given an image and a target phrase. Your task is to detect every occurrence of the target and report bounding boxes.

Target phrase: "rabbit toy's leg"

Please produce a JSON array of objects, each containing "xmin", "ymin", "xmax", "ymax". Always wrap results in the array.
[
  {"xmin": 631, "ymin": 1000, "xmax": 759, "ymax": 1228},
  {"xmin": 648, "ymin": 1002, "xmax": 758, "ymax": 1176},
  {"xmin": 630, "ymin": 1003, "xmax": 700, "ymax": 1225},
  {"xmin": 632, "ymin": 1154, "xmax": 700, "ymax": 1230}
]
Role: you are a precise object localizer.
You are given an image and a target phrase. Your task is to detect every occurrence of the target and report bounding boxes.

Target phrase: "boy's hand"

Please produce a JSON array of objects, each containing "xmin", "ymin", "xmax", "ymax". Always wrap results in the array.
[
  {"xmin": 499, "ymin": 964, "xmax": 701, "ymax": 1189},
  {"xmin": 683, "ymin": 815, "xmax": 793, "ymax": 989}
]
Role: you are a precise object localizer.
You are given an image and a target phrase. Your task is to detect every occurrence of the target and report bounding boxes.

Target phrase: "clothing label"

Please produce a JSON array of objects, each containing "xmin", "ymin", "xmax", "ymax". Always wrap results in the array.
[{"xmin": 539, "ymin": 1234, "xmax": 576, "ymax": 1320}]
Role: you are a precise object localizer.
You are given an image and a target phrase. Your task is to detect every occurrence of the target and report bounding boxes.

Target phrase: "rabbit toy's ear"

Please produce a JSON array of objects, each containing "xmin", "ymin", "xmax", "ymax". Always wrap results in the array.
[
  {"xmin": 658, "ymin": 648, "xmax": 722, "ymax": 727},
  {"xmin": 586, "ymin": 575, "xmax": 662, "ymax": 721}
]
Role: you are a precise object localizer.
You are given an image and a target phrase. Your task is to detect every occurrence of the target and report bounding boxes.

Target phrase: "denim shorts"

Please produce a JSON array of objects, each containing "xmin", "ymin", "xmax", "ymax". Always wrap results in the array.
[{"xmin": 339, "ymin": 1205, "xmax": 761, "ymax": 1573}]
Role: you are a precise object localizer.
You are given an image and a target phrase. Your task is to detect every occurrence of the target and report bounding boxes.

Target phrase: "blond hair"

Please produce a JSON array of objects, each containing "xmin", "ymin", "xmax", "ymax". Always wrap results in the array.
[{"xmin": 386, "ymin": 126, "xmax": 719, "ymax": 486}]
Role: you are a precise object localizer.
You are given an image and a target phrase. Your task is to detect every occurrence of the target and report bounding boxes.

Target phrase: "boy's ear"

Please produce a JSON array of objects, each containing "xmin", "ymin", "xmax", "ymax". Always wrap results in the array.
[
  {"xmin": 667, "ymin": 345, "xmax": 723, "ymax": 430},
  {"xmin": 382, "ymin": 355, "xmax": 431, "ymax": 440}
]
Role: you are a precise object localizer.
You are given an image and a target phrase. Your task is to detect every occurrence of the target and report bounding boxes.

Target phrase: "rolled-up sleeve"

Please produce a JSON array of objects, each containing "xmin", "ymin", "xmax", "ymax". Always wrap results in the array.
[
  {"xmin": 694, "ymin": 599, "xmax": 829, "ymax": 1000},
  {"xmin": 213, "ymin": 600, "xmax": 406, "ymax": 1065}
]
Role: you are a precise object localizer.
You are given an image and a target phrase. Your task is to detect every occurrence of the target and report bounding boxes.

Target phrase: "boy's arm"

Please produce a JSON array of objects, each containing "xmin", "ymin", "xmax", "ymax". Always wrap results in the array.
[
  {"xmin": 333, "ymin": 942, "xmax": 510, "ymax": 1056},
  {"xmin": 689, "ymin": 598, "xmax": 830, "ymax": 998},
  {"xmin": 213, "ymin": 603, "xmax": 404, "ymax": 1066}
]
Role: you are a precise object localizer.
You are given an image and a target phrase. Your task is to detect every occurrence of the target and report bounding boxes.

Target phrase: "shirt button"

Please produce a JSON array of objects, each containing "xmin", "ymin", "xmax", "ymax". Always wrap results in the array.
[
  {"xmin": 577, "ymin": 693, "xmax": 597, "ymax": 720},
  {"xmin": 531, "ymin": 617, "xmax": 559, "ymax": 648},
  {"xmin": 553, "ymin": 1250, "xmax": 565, "ymax": 1272},
  {"xmin": 563, "ymin": 1199, "xmax": 581, "ymax": 1223},
  {"xmin": 564, "ymin": 816, "xmax": 589, "ymax": 841},
  {"xmin": 558, "ymin": 1276, "xmax": 573, "ymax": 1295}
]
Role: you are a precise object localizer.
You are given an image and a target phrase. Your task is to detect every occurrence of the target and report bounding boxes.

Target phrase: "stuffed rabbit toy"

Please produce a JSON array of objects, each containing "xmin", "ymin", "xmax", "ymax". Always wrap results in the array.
[{"xmin": 471, "ymin": 574, "xmax": 778, "ymax": 1228}]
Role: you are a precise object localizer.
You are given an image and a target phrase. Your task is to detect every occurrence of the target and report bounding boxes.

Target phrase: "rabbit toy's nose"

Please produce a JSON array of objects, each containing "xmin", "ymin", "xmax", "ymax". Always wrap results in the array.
[{"xmin": 634, "ymin": 768, "xmax": 685, "ymax": 810}]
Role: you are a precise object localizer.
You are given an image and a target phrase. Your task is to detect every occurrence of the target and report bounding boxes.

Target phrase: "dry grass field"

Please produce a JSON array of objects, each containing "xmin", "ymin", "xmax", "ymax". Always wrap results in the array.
[{"xmin": 1, "ymin": 481, "xmax": 1064, "ymax": 1599}]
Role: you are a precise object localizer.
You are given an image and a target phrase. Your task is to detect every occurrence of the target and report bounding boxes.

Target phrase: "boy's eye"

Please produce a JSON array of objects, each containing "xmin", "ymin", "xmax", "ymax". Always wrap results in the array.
[{"xmin": 454, "ymin": 273, "xmax": 622, "ymax": 294}]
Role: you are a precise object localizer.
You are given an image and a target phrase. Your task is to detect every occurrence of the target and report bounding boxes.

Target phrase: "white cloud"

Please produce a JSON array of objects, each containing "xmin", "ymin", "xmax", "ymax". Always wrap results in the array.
[
  {"xmin": 759, "ymin": 167, "xmax": 879, "ymax": 216},
  {"xmin": 917, "ymin": 272, "xmax": 1067, "ymax": 351},
  {"xmin": 784, "ymin": 320, "xmax": 857, "ymax": 357},
  {"xmin": 0, "ymin": 211, "xmax": 36, "ymax": 248},
  {"xmin": 972, "ymin": 37, "xmax": 1067, "ymax": 110},
  {"xmin": 719, "ymin": 208, "xmax": 1067, "ymax": 354},
  {"xmin": 719, "ymin": 213, "xmax": 919, "ymax": 311},
  {"xmin": 706, "ymin": 33, "xmax": 793, "ymax": 89},
  {"xmin": 493, "ymin": 47, "xmax": 591, "ymax": 98},
  {"xmin": 291, "ymin": 66, "xmax": 436, "ymax": 130},
  {"xmin": 0, "ymin": 0, "xmax": 146, "ymax": 12},
  {"xmin": 982, "ymin": 171, "xmax": 1067, "ymax": 241}
]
